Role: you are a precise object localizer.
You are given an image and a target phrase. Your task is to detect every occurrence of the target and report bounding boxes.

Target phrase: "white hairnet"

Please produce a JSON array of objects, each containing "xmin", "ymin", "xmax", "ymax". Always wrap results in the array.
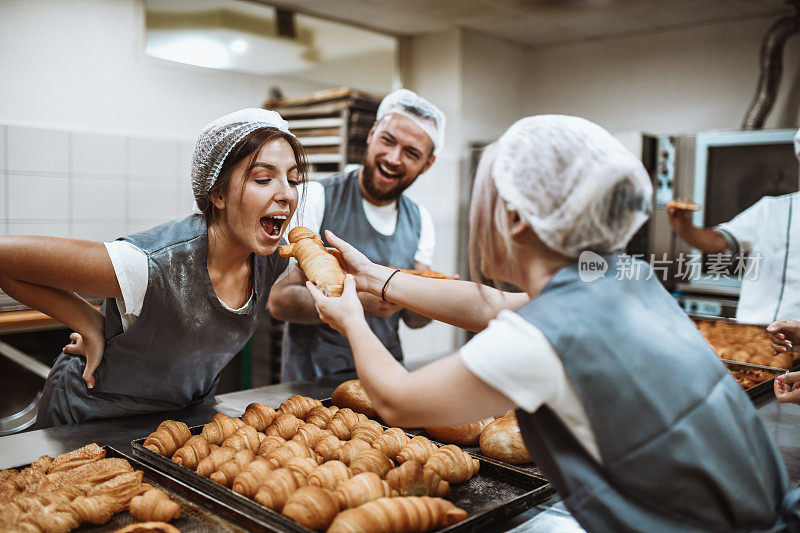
[
  {"xmin": 492, "ymin": 115, "xmax": 652, "ymax": 258},
  {"xmin": 191, "ymin": 108, "xmax": 292, "ymax": 209},
  {"xmin": 377, "ymin": 89, "xmax": 445, "ymax": 156}
]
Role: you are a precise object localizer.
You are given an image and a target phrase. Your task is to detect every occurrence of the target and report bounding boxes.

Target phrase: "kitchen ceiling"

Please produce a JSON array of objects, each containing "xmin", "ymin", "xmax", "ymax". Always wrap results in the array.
[{"xmin": 251, "ymin": 0, "xmax": 795, "ymax": 47}]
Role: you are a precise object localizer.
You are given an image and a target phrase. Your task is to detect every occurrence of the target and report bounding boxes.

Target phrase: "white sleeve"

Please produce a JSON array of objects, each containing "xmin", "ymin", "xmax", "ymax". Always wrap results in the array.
[
  {"xmin": 288, "ymin": 180, "xmax": 325, "ymax": 236},
  {"xmin": 103, "ymin": 241, "xmax": 149, "ymax": 317},
  {"xmin": 458, "ymin": 310, "xmax": 564, "ymax": 413},
  {"xmin": 715, "ymin": 196, "xmax": 773, "ymax": 255},
  {"xmin": 414, "ymin": 203, "xmax": 435, "ymax": 266}
]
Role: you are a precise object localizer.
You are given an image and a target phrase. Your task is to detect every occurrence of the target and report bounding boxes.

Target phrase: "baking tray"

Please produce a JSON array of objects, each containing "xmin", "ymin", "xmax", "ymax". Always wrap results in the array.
[
  {"xmin": 132, "ymin": 424, "xmax": 553, "ymax": 533},
  {"xmin": 7, "ymin": 446, "xmax": 256, "ymax": 532},
  {"xmin": 722, "ymin": 359, "xmax": 784, "ymax": 398}
]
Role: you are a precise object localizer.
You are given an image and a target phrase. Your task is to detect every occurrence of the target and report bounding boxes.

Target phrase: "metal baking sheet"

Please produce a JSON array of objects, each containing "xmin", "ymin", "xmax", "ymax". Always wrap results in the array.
[
  {"xmin": 722, "ymin": 359, "xmax": 784, "ymax": 399},
  {"xmin": 7, "ymin": 446, "xmax": 254, "ymax": 532},
  {"xmin": 132, "ymin": 424, "xmax": 553, "ymax": 533}
]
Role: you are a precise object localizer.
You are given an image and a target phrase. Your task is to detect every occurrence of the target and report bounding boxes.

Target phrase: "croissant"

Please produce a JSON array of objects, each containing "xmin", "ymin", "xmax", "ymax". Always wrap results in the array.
[
  {"xmin": 385, "ymin": 460, "xmax": 449, "ymax": 498},
  {"xmin": 305, "ymin": 405, "xmax": 338, "ymax": 429},
  {"xmin": 129, "ymin": 488, "xmax": 181, "ymax": 523},
  {"xmin": 328, "ymin": 408, "xmax": 368, "ymax": 440},
  {"xmin": 172, "ymin": 436, "xmax": 214, "ymax": 470},
  {"xmin": 14, "ymin": 455, "xmax": 53, "ymax": 493},
  {"xmin": 285, "ymin": 456, "xmax": 319, "ymax": 485},
  {"xmin": 337, "ymin": 439, "xmax": 372, "ymax": 465},
  {"xmin": 71, "ymin": 471, "xmax": 143, "ymax": 525},
  {"xmin": 18, "ymin": 503, "xmax": 80, "ymax": 532},
  {"xmin": 425, "ymin": 418, "xmax": 494, "ymax": 446},
  {"xmin": 87, "ymin": 470, "xmax": 143, "ymax": 500},
  {"xmin": 201, "ymin": 414, "xmax": 245, "ymax": 445},
  {"xmin": 396, "ymin": 436, "xmax": 438, "ymax": 465},
  {"xmin": 292, "ymin": 423, "xmax": 329, "ymax": 449},
  {"xmin": 331, "ymin": 380, "xmax": 377, "ymax": 417},
  {"xmin": 222, "ymin": 425, "xmax": 264, "ymax": 452},
  {"xmin": 196, "ymin": 447, "xmax": 236, "ymax": 477},
  {"xmin": 351, "ymin": 420, "xmax": 384, "ymax": 445},
  {"xmin": 350, "ymin": 449, "xmax": 394, "ymax": 479},
  {"xmin": 478, "ymin": 414, "xmax": 533, "ymax": 465},
  {"xmin": 49, "ymin": 443, "xmax": 105, "ymax": 473},
  {"xmin": 210, "ymin": 448, "xmax": 256, "ymax": 487},
  {"xmin": 143, "ymin": 420, "xmax": 191, "ymax": 457},
  {"xmin": 327, "ymin": 496, "xmax": 468, "ymax": 533},
  {"xmin": 232, "ymin": 457, "xmax": 274, "ymax": 498},
  {"xmin": 278, "ymin": 227, "xmax": 345, "ymax": 297},
  {"xmin": 266, "ymin": 413, "xmax": 304, "ymax": 440},
  {"xmin": 265, "ymin": 440, "xmax": 317, "ymax": 468},
  {"xmin": 282, "ymin": 486, "xmax": 340, "ymax": 531},
  {"xmin": 372, "ymin": 428, "xmax": 411, "ymax": 461},
  {"xmin": 306, "ymin": 460, "xmax": 352, "ymax": 490},
  {"xmin": 241, "ymin": 402, "xmax": 276, "ymax": 431},
  {"xmin": 277, "ymin": 394, "xmax": 324, "ymax": 420},
  {"xmin": 423, "ymin": 445, "xmax": 479, "ymax": 483},
  {"xmin": 336, "ymin": 472, "xmax": 394, "ymax": 509},
  {"xmin": 253, "ymin": 468, "xmax": 304, "ymax": 511},
  {"xmin": 115, "ymin": 521, "xmax": 181, "ymax": 533},
  {"xmin": 257, "ymin": 435, "xmax": 287, "ymax": 457},
  {"xmin": 315, "ymin": 434, "xmax": 344, "ymax": 463},
  {"xmin": 45, "ymin": 458, "xmax": 133, "ymax": 492}
]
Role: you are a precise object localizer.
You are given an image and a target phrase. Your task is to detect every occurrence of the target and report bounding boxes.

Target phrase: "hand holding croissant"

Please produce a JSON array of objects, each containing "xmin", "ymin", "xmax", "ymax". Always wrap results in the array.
[{"xmin": 279, "ymin": 227, "xmax": 345, "ymax": 297}]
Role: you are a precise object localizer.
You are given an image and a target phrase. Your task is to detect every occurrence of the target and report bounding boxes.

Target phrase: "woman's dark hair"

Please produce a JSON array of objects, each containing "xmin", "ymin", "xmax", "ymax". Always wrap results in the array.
[{"xmin": 201, "ymin": 127, "xmax": 308, "ymax": 225}]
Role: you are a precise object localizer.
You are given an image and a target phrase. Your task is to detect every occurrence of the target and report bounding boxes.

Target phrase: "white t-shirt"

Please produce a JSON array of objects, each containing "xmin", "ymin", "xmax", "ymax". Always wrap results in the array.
[
  {"xmin": 289, "ymin": 179, "xmax": 435, "ymax": 266},
  {"xmin": 715, "ymin": 192, "xmax": 800, "ymax": 323},
  {"xmin": 103, "ymin": 240, "xmax": 254, "ymax": 331},
  {"xmin": 459, "ymin": 309, "xmax": 602, "ymax": 464}
]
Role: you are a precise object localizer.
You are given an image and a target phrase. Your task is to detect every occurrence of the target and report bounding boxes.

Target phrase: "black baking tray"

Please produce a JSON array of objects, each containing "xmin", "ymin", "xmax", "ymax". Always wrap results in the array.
[
  {"xmin": 722, "ymin": 359, "xmax": 785, "ymax": 398},
  {"xmin": 9, "ymin": 445, "xmax": 258, "ymax": 532},
  {"xmin": 132, "ymin": 423, "xmax": 553, "ymax": 533}
]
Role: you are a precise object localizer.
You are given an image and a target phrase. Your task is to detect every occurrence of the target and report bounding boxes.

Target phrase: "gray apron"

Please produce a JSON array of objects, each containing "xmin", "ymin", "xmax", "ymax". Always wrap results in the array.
[
  {"xmin": 514, "ymin": 255, "xmax": 798, "ymax": 532},
  {"xmin": 37, "ymin": 215, "xmax": 287, "ymax": 427},
  {"xmin": 281, "ymin": 169, "xmax": 421, "ymax": 381}
]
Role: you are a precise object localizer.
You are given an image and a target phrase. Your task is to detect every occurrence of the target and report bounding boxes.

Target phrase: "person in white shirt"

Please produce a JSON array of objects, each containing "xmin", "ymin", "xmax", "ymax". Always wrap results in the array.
[
  {"xmin": 268, "ymin": 89, "xmax": 444, "ymax": 381},
  {"xmin": 303, "ymin": 115, "xmax": 795, "ymax": 531},
  {"xmin": 668, "ymin": 130, "xmax": 800, "ymax": 324}
]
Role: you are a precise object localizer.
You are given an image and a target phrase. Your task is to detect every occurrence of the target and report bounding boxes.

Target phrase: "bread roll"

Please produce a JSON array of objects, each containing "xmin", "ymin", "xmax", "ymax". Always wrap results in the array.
[
  {"xmin": 479, "ymin": 415, "xmax": 532, "ymax": 465},
  {"xmin": 331, "ymin": 380, "xmax": 376, "ymax": 418},
  {"xmin": 424, "ymin": 418, "xmax": 494, "ymax": 445}
]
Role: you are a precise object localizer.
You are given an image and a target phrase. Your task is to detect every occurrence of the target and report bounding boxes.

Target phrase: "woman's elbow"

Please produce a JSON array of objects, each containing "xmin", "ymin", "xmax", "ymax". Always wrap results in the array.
[{"xmin": 267, "ymin": 293, "xmax": 288, "ymax": 320}]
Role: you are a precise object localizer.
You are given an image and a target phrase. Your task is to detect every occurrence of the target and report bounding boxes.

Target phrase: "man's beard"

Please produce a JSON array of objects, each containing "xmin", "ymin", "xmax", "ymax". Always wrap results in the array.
[{"xmin": 360, "ymin": 158, "xmax": 415, "ymax": 204}]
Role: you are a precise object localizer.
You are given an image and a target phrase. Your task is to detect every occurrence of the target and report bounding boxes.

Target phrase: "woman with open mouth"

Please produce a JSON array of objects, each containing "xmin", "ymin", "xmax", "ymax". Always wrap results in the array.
[{"xmin": 0, "ymin": 108, "xmax": 306, "ymax": 426}]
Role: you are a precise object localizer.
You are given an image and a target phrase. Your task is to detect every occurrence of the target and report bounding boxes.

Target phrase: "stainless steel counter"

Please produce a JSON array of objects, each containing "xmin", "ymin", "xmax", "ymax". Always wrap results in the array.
[{"xmin": 2, "ymin": 377, "xmax": 799, "ymax": 532}]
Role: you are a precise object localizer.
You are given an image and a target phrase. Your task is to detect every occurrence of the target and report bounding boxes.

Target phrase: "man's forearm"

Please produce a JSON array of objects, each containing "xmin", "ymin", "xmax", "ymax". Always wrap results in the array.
[
  {"xmin": 401, "ymin": 308, "xmax": 432, "ymax": 329},
  {"xmin": 268, "ymin": 285, "xmax": 322, "ymax": 324},
  {"xmin": 676, "ymin": 226, "xmax": 727, "ymax": 254}
]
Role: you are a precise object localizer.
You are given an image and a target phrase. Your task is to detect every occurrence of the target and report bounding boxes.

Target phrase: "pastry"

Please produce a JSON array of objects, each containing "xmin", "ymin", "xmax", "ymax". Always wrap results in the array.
[
  {"xmin": 143, "ymin": 421, "xmax": 191, "ymax": 457},
  {"xmin": 479, "ymin": 415, "xmax": 532, "ymax": 465},
  {"xmin": 129, "ymin": 488, "xmax": 181, "ymax": 523},
  {"xmin": 331, "ymin": 380, "xmax": 376, "ymax": 417},
  {"xmin": 372, "ymin": 428, "xmax": 411, "ymax": 461},
  {"xmin": 337, "ymin": 472, "xmax": 395, "ymax": 509},
  {"xmin": 281, "ymin": 485, "xmax": 339, "ymax": 531},
  {"xmin": 277, "ymin": 394, "xmax": 324, "ymax": 420},
  {"xmin": 385, "ymin": 460, "xmax": 449, "ymax": 498},
  {"xmin": 396, "ymin": 436, "xmax": 438, "ymax": 464},
  {"xmin": 278, "ymin": 227, "xmax": 345, "ymax": 297},
  {"xmin": 327, "ymin": 496, "xmax": 468, "ymax": 533},
  {"xmin": 423, "ymin": 445, "xmax": 479, "ymax": 483},
  {"xmin": 241, "ymin": 402, "xmax": 276, "ymax": 431},
  {"xmin": 350, "ymin": 449, "xmax": 394, "ymax": 479},
  {"xmin": 424, "ymin": 418, "xmax": 494, "ymax": 446},
  {"xmin": 171, "ymin": 436, "xmax": 214, "ymax": 470},
  {"xmin": 201, "ymin": 414, "xmax": 245, "ymax": 445},
  {"xmin": 307, "ymin": 460, "xmax": 351, "ymax": 490}
]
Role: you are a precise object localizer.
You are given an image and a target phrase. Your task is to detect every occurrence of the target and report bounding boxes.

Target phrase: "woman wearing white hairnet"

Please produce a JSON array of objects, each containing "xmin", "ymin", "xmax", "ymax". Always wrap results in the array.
[
  {"xmin": 0, "ymin": 109, "xmax": 304, "ymax": 427},
  {"xmin": 308, "ymin": 116, "xmax": 799, "ymax": 531}
]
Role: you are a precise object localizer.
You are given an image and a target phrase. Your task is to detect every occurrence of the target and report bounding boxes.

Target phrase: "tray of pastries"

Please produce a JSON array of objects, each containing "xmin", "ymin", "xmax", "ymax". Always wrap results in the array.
[
  {"xmin": 722, "ymin": 360, "xmax": 784, "ymax": 398},
  {"xmin": 692, "ymin": 316, "xmax": 799, "ymax": 370},
  {"xmin": 0, "ymin": 443, "xmax": 263, "ymax": 533},
  {"xmin": 131, "ymin": 392, "xmax": 552, "ymax": 533}
]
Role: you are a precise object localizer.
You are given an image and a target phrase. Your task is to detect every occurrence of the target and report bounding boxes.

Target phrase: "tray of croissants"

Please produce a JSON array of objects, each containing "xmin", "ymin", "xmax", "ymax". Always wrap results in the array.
[
  {"xmin": 131, "ymin": 384, "xmax": 552, "ymax": 533},
  {"xmin": 0, "ymin": 443, "xmax": 252, "ymax": 533}
]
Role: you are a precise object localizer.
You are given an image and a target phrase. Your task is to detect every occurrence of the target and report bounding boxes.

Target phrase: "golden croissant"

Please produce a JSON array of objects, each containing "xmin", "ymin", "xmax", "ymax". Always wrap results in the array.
[
  {"xmin": 196, "ymin": 447, "xmax": 236, "ymax": 477},
  {"xmin": 265, "ymin": 441, "xmax": 318, "ymax": 469},
  {"xmin": 257, "ymin": 435, "xmax": 287, "ymax": 457},
  {"xmin": 423, "ymin": 445, "xmax": 479, "ymax": 483},
  {"xmin": 71, "ymin": 470, "xmax": 143, "ymax": 525},
  {"xmin": 254, "ymin": 468, "xmax": 304, "ymax": 511},
  {"xmin": 314, "ymin": 434, "xmax": 344, "ymax": 463},
  {"xmin": 284, "ymin": 456, "xmax": 319, "ymax": 485},
  {"xmin": 210, "ymin": 448, "xmax": 256, "ymax": 487},
  {"xmin": 327, "ymin": 496, "xmax": 468, "ymax": 533},
  {"xmin": 266, "ymin": 413, "xmax": 304, "ymax": 440},
  {"xmin": 241, "ymin": 402, "xmax": 276, "ymax": 432},
  {"xmin": 129, "ymin": 488, "xmax": 181, "ymax": 523},
  {"xmin": 171, "ymin": 436, "xmax": 214, "ymax": 470},
  {"xmin": 201, "ymin": 414, "xmax": 245, "ymax": 445},
  {"xmin": 307, "ymin": 460, "xmax": 351, "ymax": 490},
  {"xmin": 277, "ymin": 394, "xmax": 324, "ymax": 420},
  {"xmin": 143, "ymin": 420, "xmax": 191, "ymax": 457},
  {"xmin": 49, "ymin": 443, "xmax": 106, "ymax": 473},
  {"xmin": 282, "ymin": 485, "xmax": 340, "ymax": 531},
  {"xmin": 337, "ymin": 439, "xmax": 373, "ymax": 466},
  {"xmin": 115, "ymin": 522, "xmax": 181, "ymax": 533},
  {"xmin": 305, "ymin": 405, "xmax": 338, "ymax": 429},
  {"xmin": 292, "ymin": 423, "xmax": 329, "ymax": 448},
  {"xmin": 349, "ymin": 449, "xmax": 394, "ymax": 479},
  {"xmin": 232, "ymin": 457, "xmax": 274, "ymax": 498},
  {"xmin": 222, "ymin": 425, "xmax": 264, "ymax": 452},
  {"xmin": 328, "ymin": 409, "xmax": 368, "ymax": 440},
  {"xmin": 385, "ymin": 460, "xmax": 449, "ymax": 498},
  {"xmin": 478, "ymin": 415, "xmax": 533, "ymax": 465},
  {"xmin": 278, "ymin": 227, "xmax": 345, "ymax": 297},
  {"xmin": 336, "ymin": 472, "xmax": 395, "ymax": 509},
  {"xmin": 396, "ymin": 436, "xmax": 438, "ymax": 465},
  {"xmin": 351, "ymin": 420, "xmax": 384, "ymax": 445},
  {"xmin": 372, "ymin": 428, "xmax": 411, "ymax": 461}
]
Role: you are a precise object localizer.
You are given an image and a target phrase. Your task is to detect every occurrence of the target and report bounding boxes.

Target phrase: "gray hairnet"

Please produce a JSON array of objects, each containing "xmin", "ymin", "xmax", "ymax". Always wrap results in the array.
[
  {"xmin": 492, "ymin": 115, "xmax": 652, "ymax": 258},
  {"xmin": 376, "ymin": 89, "xmax": 445, "ymax": 155},
  {"xmin": 191, "ymin": 108, "xmax": 292, "ymax": 209}
]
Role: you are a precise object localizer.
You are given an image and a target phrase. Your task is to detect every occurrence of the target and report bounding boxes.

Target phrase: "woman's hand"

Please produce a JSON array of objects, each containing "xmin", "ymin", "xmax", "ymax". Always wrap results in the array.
[
  {"xmin": 62, "ymin": 326, "xmax": 105, "ymax": 389},
  {"xmin": 767, "ymin": 318, "xmax": 800, "ymax": 354},
  {"xmin": 775, "ymin": 371, "xmax": 800, "ymax": 405},
  {"xmin": 306, "ymin": 274, "xmax": 368, "ymax": 336},
  {"xmin": 325, "ymin": 231, "xmax": 386, "ymax": 294}
]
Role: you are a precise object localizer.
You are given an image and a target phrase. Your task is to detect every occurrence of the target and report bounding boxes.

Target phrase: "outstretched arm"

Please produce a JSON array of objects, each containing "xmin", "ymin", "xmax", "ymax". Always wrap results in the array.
[
  {"xmin": 399, "ymin": 262, "xmax": 434, "ymax": 329},
  {"xmin": 667, "ymin": 207, "xmax": 726, "ymax": 253},
  {"xmin": 327, "ymin": 231, "xmax": 528, "ymax": 333},
  {"xmin": 0, "ymin": 236, "xmax": 122, "ymax": 386}
]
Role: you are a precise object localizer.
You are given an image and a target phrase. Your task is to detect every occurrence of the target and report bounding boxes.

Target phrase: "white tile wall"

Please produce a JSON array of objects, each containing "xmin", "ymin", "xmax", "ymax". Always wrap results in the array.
[
  {"xmin": 8, "ymin": 174, "xmax": 69, "ymax": 220},
  {"xmin": 0, "ymin": 125, "xmax": 7, "ymax": 172},
  {"xmin": 7, "ymin": 222, "xmax": 70, "ymax": 238},
  {"xmin": 72, "ymin": 132, "xmax": 126, "ymax": 178},
  {"xmin": 7, "ymin": 126, "xmax": 70, "ymax": 175},
  {"xmin": 0, "ymin": 174, "xmax": 6, "ymax": 221},
  {"xmin": 71, "ymin": 223, "xmax": 128, "ymax": 242},
  {"xmin": 128, "ymin": 137, "xmax": 178, "ymax": 179},
  {"xmin": 71, "ymin": 178, "xmax": 125, "ymax": 220},
  {"xmin": 128, "ymin": 179, "xmax": 180, "ymax": 221}
]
